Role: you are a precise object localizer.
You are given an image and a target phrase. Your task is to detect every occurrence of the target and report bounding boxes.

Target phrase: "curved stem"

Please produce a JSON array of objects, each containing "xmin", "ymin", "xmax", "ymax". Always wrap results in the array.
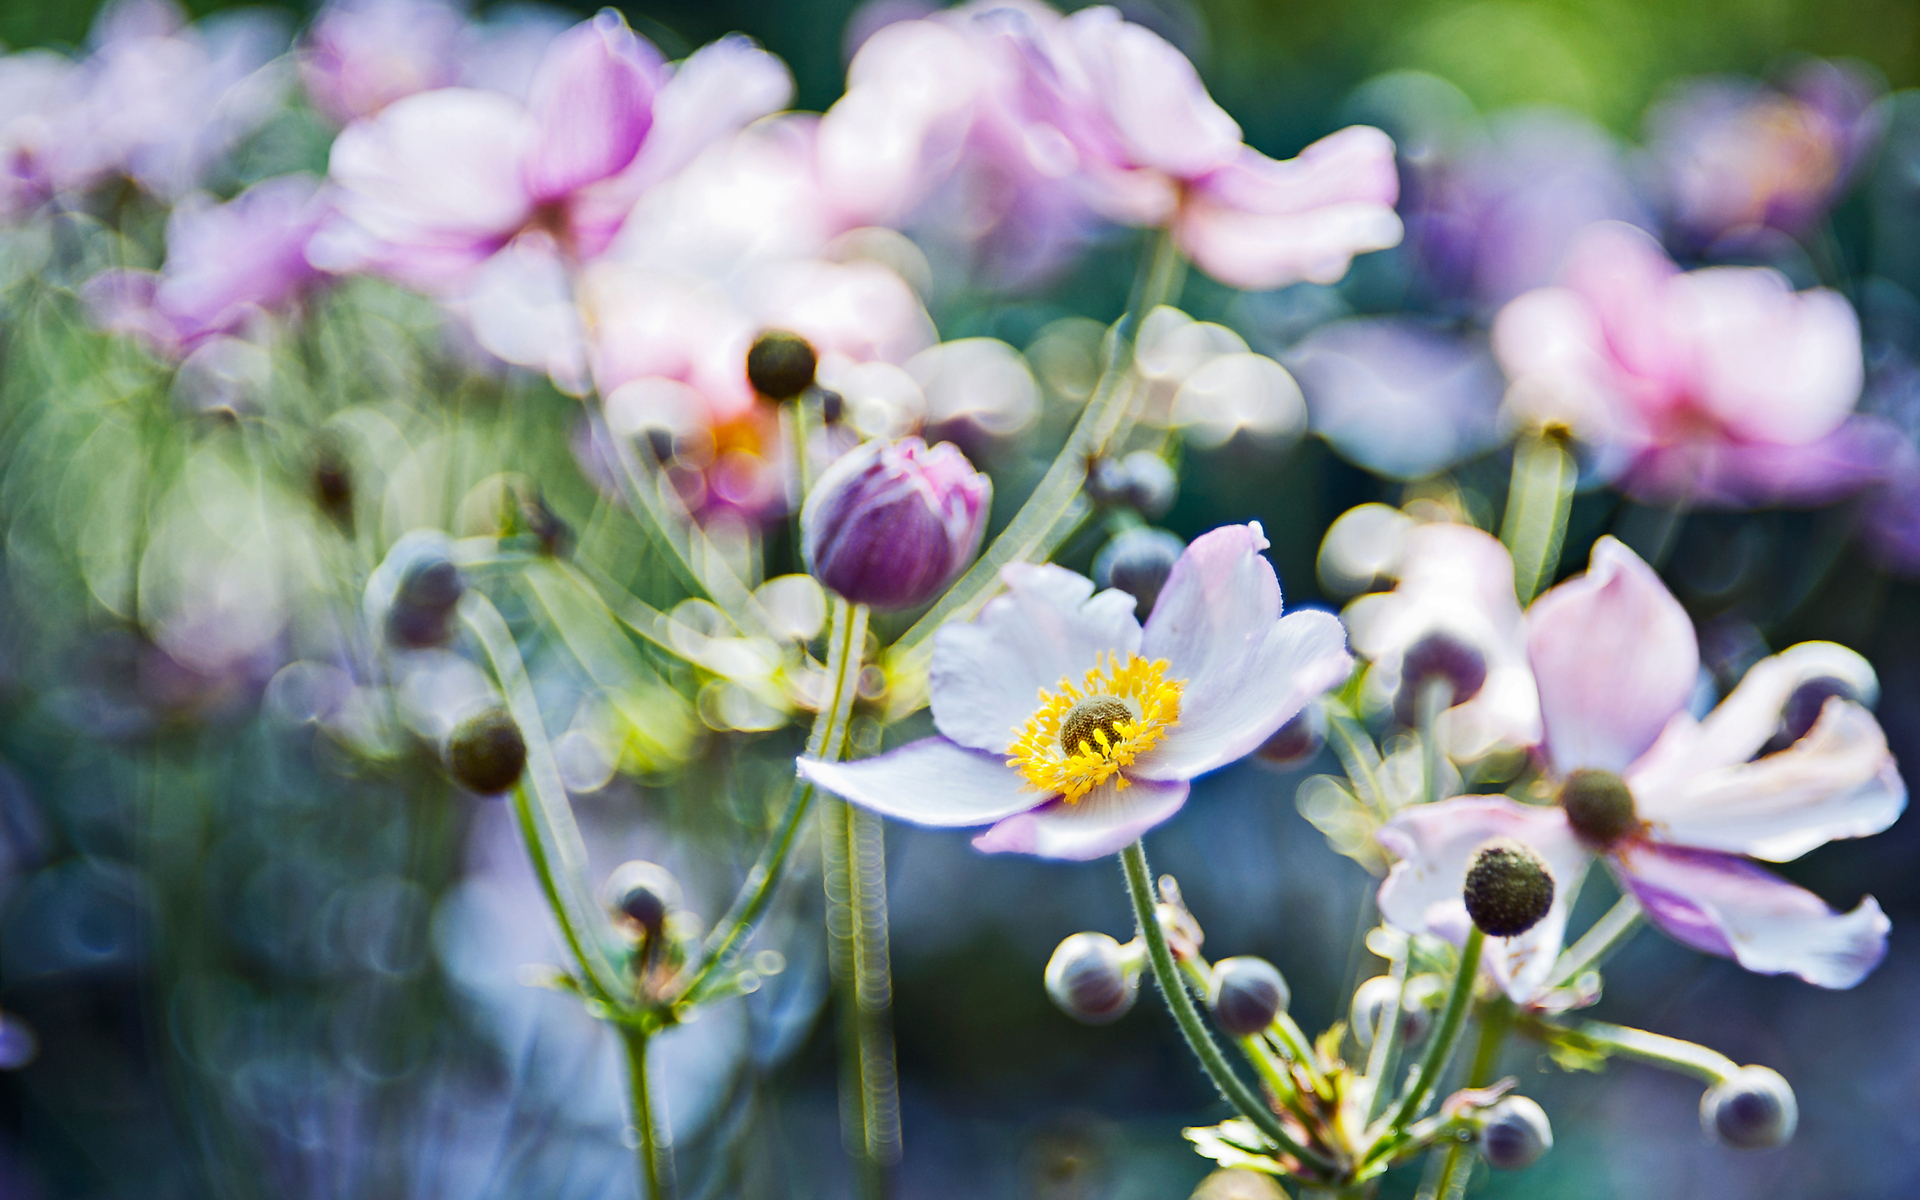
[
  {"xmin": 1121, "ymin": 841, "xmax": 1335, "ymax": 1174},
  {"xmin": 1547, "ymin": 894, "xmax": 1643, "ymax": 989},
  {"xmin": 1425, "ymin": 997, "xmax": 1514, "ymax": 1199},
  {"xmin": 1388, "ymin": 926, "xmax": 1484, "ymax": 1133},
  {"xmin": 624, "ymin": 1026, "xmax": 669, "ymax": 1200},
  {"xmin": 1556, "ymin": 1019, "xmax": 1736, "ymax": 1083}
]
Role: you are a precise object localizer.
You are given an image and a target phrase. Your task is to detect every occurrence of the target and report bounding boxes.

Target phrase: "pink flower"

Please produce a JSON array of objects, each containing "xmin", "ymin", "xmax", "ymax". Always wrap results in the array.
[
  {"xmin": 799, "ymin": 523, "xmax": 1352, "ymax": 860},
  {"xmin": 1493, "ymin": 221, "xmax": 1885, "ymax": 507},
  {"xmin": 1377, "ymin": 537, "xmax": 1903, "ymax": 1000},
  {"xmin": 298, "ymin": 0, "xmax": 469, "ymax": 126}
]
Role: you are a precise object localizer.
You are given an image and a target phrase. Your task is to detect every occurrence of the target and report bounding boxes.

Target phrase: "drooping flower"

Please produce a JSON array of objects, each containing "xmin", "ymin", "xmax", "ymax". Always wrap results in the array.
[
  {"xmin": 1377, "ymin": 537, "xmax": 1904, "ymax": 1001},
  {"xmin": 1493, "ymin": 221, "xmax": 1887, "ymax": 508},
  {"xmin": 798, "ymin": 523, "xmax": 1352, "ymax": 859}
]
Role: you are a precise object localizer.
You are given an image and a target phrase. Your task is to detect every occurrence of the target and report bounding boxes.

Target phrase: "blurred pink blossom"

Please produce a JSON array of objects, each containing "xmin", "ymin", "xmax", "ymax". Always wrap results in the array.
[
  {"xmin": 1378, "ymin": 537, "xmax": 1903, "ymax": 1002},
  {"xmin": 298, "ymin": 0, "xmax": 468, "ymax": 125},
  {"xmin": 1494, "ymin": 221, "xmax": 1886, "ymax": 507}
]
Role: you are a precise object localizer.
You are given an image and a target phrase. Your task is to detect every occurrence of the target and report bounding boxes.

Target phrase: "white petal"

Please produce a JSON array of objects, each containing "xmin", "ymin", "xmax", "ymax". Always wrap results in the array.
[
  {"xmin": 1611, "ymin": 842, "xmax": 1888, "ymax": 989},
  {"xmin": 971, "ymin": 775, "xmax": 1189, "ymax": 861},
  {"xmin": 1631, "ymin": 700, "xmax": 1906, "ymax": 861},
  {"xmin": 797, "ymin": 737, "xmax": 1038, "ymax": 827},
  {"xmin": 1376, "ymin": 797, "xmax": 1592, "ymax": 1004},
  {"xmin": 929, "ymin": 563, "xmax": 1142, "ymax": 754}
]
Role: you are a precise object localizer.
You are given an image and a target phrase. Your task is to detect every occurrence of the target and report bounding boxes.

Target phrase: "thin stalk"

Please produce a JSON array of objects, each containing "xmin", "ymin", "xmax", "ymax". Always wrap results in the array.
[
  {"xmin": 1325, "ymin": 707, "xmax": 1388, "ymax": 815},
  {"xmin": 1417, "ymin": 678, "xmax": 1452, "ymax": 808},
  {"xmin": 1387, "ymin": 927, "xmax": 1484, "ymax": 1133},
  {"xmin": 1547, "ymin": 894, "xmax": 1643, "ymax": 989},
  {"xmin": 1360, "ymin": 945, "xmax": 1411, "ymax": 1124},
  {"xmin": 848, "ymin": 805, "xmax": 901, "ymax": 1180},
  {"xmin": 1499, "ymin": 430, "xmax": 1575, "ymax": 606},
  {"xmin": 1558, "ymin": 1019, "xmax": 1736, "ymax": 1083},
  {"xmin": 679, "ymin": 601, "xmax": 868, "ymax": 1006},
  {"xmin": 1424, "ymin": 997, "xmax": 1515, "ymax": 1199},
  {"xmin": 1177, "ymin": 956, "xmax": 1309, "ymax": 1120},
  {"xmin": 624, "ymin": 1026, "xmax": 669, "ymax": 1200},
  {"xmin": 891, "ymin": 232, "xmax": 1185, "ymax": 668},
  {"xmin": 1121, "ymin": 841, "xmax": 1336, "ymax": 1174}
]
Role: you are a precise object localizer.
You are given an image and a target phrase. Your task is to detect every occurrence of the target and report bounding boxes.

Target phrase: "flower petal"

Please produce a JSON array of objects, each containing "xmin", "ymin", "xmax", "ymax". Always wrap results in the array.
[
  {"xmin": 1526, "ymin": 536, "xmax": 1697, "ymax": 774},
  {"xmin": 1136, "ymin": 523, "xmax": 1351, "ymax": 780},
  {"xmin": 1631, "ymin": 700, "xmax": 1905, "ymax": 862},
  {"xmin": 1376, "ymin": 797, "xmax": 1592, "ymax": 1004},
  {"xmin": 797, "ymin": 737, "xmax": 1038, "ymax": 827},
  {"xmin": 930, "ymin": 563, "xmax": 1142, "ymax": 754},
  {"xmin": 522, "ymin": 11, "xmax": 662, "ymax": 201},
  {"xmin": 1611, "ymin": 841, "xmax": 1888, "ymax": 989},
  {"xmin": 972, "ymin": 775, "xmax": 1189, "ymax": 860}
]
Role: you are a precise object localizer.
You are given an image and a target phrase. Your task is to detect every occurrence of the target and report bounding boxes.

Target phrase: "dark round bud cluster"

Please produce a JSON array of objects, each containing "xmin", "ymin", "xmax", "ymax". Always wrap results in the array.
[
  {"xmin": 606, "ymin": 860, "xmax": 683, "ymax": 940},
  {"xmin": 1765, "ymin": 676, "xmax": 1856, "ymax": 753},
  {"xmin": 1558, "ymin": 768, "xmax": 1639, "ymax": 849},
  {"xmin": 1701, "ymin": 1066, "xmax": 1797, "ymax": 1149},
  {"xmin": 1480, "ymin": 1096, "xmax": 1554, "ymax": 1170},
  {"xmin": 746, "ymin": 329, "xmax": 818, "ymax": 400},
  {"xmin": 1392, "ymin": 631, "xmax": 1489, "ymax": 725},
  {"xmin": 1207, "ymin": 956, "xmax": 1290, "ymax": 1036},
  {"xmin": 1086, "ymin": 452, "xmax": 1178, "ymax": 519},
  {"xmin": 1462, "ymin": 837, "xmax": 1555, "ymax": 937},
  {"xmin": 1060, "ymin": 695, "xmax": 1133, "ymax": 757},
  {"xmin": 1256, "ymin": 704, "xmax": 1326, "ymax": 768},
  {"xmin": 447, "ymin": 706, "xmax": 527, "ymax": 795},
  {"xmin": 1045, "ymin": 932, "xmax": 1138, "ymax": 1025},
  {"xmin": 1093, "ymin": 527, "xmax": 1185, "ymax": 621},
  {"xmin": 388, "ymin": 548, "xmax": 465, "ymax": 648}
]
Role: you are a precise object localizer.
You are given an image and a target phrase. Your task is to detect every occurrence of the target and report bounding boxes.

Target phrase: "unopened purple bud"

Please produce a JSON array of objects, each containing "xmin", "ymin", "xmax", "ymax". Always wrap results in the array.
[
  {"xmin": 1045, "ymin": 932, "xmax": 1139, "ymax": 1024},
  {"xmin": 1766, "ymin": 676, "xmax": 1857, "ymax": 752},
  {"xmin": 370, "ymin": 531, "xmax": 465, "ymax": 648},
  {"xmin": 1480, "ymin": 1095, "xmax": 1553, "ymax": 1169},
  {"xmin": 1094, "ymin": 527, "xmax": 1186, "ymax": 620},
  {"xmin": 1208, "ymin": 956, "xmax": 1290, "ymax": 1036},
  {"xmin": 1393, "ymin": 631, "xmax": 1488, "ymax": 725},
  {"xmin": 606, "ymin": 860, "xmax": 683, "ymax": 940},
  {"xmin": 802, "ymin": 437, "xmax": 991, "ymax": 611},
  {"xmin": 1119, "ymin": 452, "xmax": 1178, "ymax": 519},
  {"xmin": 1701, "ymin": 1066, "xmax": 1797, "ymax": 1149}
]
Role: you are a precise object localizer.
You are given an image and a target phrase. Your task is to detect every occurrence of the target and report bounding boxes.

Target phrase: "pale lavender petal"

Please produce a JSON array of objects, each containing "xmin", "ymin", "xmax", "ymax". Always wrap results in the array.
[
  {"xmin": 155, "ymin": 173, "xmax": 327, "ymax": 345},
  {"xmin": 299, "ymin": 0, "xmax": 466, "ymax": 126},
  {"xmin": 1175, "ymin": 130, "xmax": 1404, "ymax": 291},
  {"xmin": 1376, "ymin": 797, "xmax": 1591, "ymax": 1004},
  {"xmin": 797, "ymin": 737, "xmax": 1038, "ymax": 827},
  {"xmin": 522, "ymin": 11, "xmax": 662, "ymax": 201},
  {"xmin": 1612, "ymin": 841, "xmax": 1888, "ymax": 988},
  {"xmin": 1526, "ymin": 536, "xmax": 1697, "ymax": 774},
  {"xmin": 1052, "ymin": 6, "xmax": 1240, "ymax": 180},
  {"xmin": 1616, "ymin": 416, "xmax": 1898, "ymax": 509},
  {"xmin": 1135, "ymin": 523, "xmax": 1350, "ymax": 780},
  {"xmin": 929, "ymin": 563, "xmax": 1142, "ymax": 754},
  {"xmin": 1632, "ymin": 700, "xmax": 1905, "ymax": 862},
  {"xmin": 972, "ymin": 775, "xmax": 1188, "ymax": 861}
]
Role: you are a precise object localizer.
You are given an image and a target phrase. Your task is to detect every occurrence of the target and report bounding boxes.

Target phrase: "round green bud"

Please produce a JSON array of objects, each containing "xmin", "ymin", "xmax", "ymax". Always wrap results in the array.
[
  {"xmin": 447, "ymin": 707, "xmax": 527, "ymax": 795},
  {"xmin": 1480, "ymin": 1095, "xmax": 1553, "ymax": 1169},
  {"xmin": 1208, "ymin": 956, "xmax": 1290, "ymax": 1036},
  {"xmin": 1701, "ymin": 1066, "xmax": 1797, "ymax": 1150},
  {"xmin": 1045, "ymin": 932, "xmax": 1138, "ymax": 1025},
  {"xmin": 606, "ymin": 860, "xmax": 683, "ymax": 939}
]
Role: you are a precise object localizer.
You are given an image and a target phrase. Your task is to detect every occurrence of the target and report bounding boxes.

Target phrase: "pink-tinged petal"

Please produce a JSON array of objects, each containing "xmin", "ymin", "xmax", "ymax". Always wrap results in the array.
[
  {"xmin": 616, "ymin": 35, "xmax": 793, "ymax": 196},
  {"xmin": 1136, "ymin": 523, "xmax": 1351, "ymax": 778},
  {"xmin": 930, "ymin": 563, "xmax": 1142, "ymax": 754},
  {"xmin": 1611, "ymin": 841, "xmax": 1888, "ymax": 989},
  {"xmin": 1491, "ymin": 285, "xmax": 1648, "ymax": 453},
  {"xmin": 521, "ymin": 11, "xmax": 663, "ymax": 201},
  {"xmin": 1526, "ymin": 536, "xmax": 1697, "ymax": 774},
  {"xmin": 1631, "ymin": 700, "xmax": 1904, "ymax": 862},
  {"xmin": 82, "ymin": 268, "xmax": 180, "ymax": 352},
  {"xmin": 1556, "ymin": 222, "xmax": 1687, "ymax": 391},
  {"xmin": 797, "ymin": 737, "xmax": 1038, "ymax": 827},
  {"xmin": 316, "ymin": 87, "xmax": 536, "ymax": 291},
  {"xmin": 155, "ymin": 173, "xmax": 327, "ymax": 344},
  {"xmin": 745, "ymin": 258, "xmax": 936, "ymax": 369},
  {"xmin": 1376, "ymin": 797, "xmax": 1592, "ymax": 1004},
  {"xmin": 1677, "ymin": 268, "xmax": 1861, "ymax": 446},
  {"xmin": 1175, "ymin": 130, "xmax": 1404, "ymax": 291},
  {"xmin": 451, "ymin": 232, "xmax": 588, "ymax": 393},
  {"xmin": 972, "ymin": 775, "xmax": 1188, "ymax": 860},
  {"xmin": 1616, "ymin": 416, "xmax": 1898, "ymax": 509},
  {"xmin": 1051, "ymin": 6, "xmax": 1240, "ymax": 180}
]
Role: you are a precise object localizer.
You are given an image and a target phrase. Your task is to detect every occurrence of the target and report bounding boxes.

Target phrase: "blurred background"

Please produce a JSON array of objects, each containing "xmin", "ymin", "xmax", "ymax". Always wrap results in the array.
[{"xmin": 2, "ymin": 0, "xmax": 1919, "ymax": 1198}]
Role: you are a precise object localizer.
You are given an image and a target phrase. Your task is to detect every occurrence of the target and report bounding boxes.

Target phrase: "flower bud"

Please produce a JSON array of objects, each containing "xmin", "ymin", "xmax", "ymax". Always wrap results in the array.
[
  {"xmin": 1480, "ymin": 1095, "xmax": 1553, "ymax": 1169},
  {"xmin": 1086, "ymin": 451, "xmax": 1178, "ymax": 519},
  {"xmin": 1351, "ymin": 974, "xmax": 1435, "ymax": 1049},
  {"xmin": 1208, "ymin": 956, "xmax": 1290, "ymax": 1036},
  {"xmin": 1462, "ymin": 837, "xmax": 1555, "ymax": 937},
  {"xmin": 802, "ymin": 437, "xmax": 991, "ymax": 610},
  {"xmin": 371, "ymin": 532, "xmax": 466, "ymax": 648},
  {"xmin": 606, "ymin": 860, "xmax": 683, "ymax": 940},
  {"xmin": 1392, "ymin": 631, "xmax": 1488, "ymax": 725},
  {"xmin": 1093, "ymin": 527, "xmax": 1186, "ymax": 620},
  {"xmin": 746, "ymin": 328, "xmax": 817, "ymax": 400},
  {"xmin": 1701, "ymin": 1066, "xmax": 1797, "ymax": 1149},
  {"xmin": 1045, "ymin": 932, "xmax": 1139, "ymax": 1025},
  {"xmin": 1765, "ymin": 676, "xmax": 1858, "ymax": 752},
  {"xmin": 1255, "ymin": 703, "xmax": 1326, "ymax": 768},
  {"xmin": 447, "ymin": 706, "xmax": 527, "ymax": 795}
]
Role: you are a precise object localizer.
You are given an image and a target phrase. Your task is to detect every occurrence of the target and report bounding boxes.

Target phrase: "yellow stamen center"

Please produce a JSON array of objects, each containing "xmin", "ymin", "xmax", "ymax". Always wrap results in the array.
[{"xmin": 1007, "ymin": 652, "xmax": 1184, "ymax": 802}]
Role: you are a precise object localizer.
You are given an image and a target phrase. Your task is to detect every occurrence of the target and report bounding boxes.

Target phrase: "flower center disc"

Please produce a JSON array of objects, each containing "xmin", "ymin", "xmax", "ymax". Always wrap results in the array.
[
  {"xmin": 1558, "ymin": 768, "xmax": 1640, "ymax": 848},
  {"xmin": 1007, "ymin": 652, "xmax": 1183, "ymax": 802}
]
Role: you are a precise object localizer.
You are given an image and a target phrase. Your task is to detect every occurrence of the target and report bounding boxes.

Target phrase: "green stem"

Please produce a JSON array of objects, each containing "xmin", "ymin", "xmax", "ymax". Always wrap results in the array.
[
  {"xmin": 1325, "ymin": 707, "xmax": 1388, "ymax": 816},
  {"xmin": 890, "ymin": 232, "xmax": 1185, "ymax": 670},
  {"xmin": 1425, "ymin": 990, "xmax": 1512, "ymax": 1200},
  {"xmin": 1360, "ymin": 944, "xmax": 1411, "ymax": 1125},
  {"xmin": 849, "ymin": 804, "xmax": 901, "ymax": 1185},
  {"xmin": 1389, "ymin": 927, "xmax": 1484, "ymax": 1132},
  {"xmin": 1547, "ymin": 894, "xmax": 1643, "ymax": 989},
  {"xmin": 462, "ymin": 594, "xmax": 626, "ymax": 1004},
  {"xmin": 679, "ymin": 600, "xmax": 868, "ymax": 1007},
  {"xmin": 1499, "ymin": 430, "xmax": 1575, "ymax": 606},
  {"xmin": 624, "ymin": 1026, "xmax": 669, "ymax": 1200},
  {"xmin": 1556, "ymin": 1019, "xmax": 1736, "ymax": 1083},
  {"xmin": 1121, "ymin": 841, "xmax": 1336, "ymax": 1174}
]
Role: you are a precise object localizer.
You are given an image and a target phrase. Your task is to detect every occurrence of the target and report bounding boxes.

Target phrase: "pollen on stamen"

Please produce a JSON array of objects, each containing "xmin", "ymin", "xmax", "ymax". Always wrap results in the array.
[{"xmin": 1006, "ymin": 652, "xmax": 1184, "ymax": 803}]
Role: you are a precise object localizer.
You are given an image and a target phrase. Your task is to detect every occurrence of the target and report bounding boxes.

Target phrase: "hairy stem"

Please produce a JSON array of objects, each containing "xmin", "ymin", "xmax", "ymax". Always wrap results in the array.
[
  {"xmin": 623, "ymin": 1026, "xmax": 670, "ymax": 1200},
  {"xmin": 1547, "ymin": 894, "xmax": 1644, "ymax": 990},
  {"xmin": 1388, "ymin": 926, "xmax": 1484, "ymax": 1133}
]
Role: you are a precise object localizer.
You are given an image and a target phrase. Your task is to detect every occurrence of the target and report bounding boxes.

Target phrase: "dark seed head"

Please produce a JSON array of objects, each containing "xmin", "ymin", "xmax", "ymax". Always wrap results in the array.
[
  {"xmin": 746, "ymin": 329, "xmax": 817, "ymax": 400},
  {"xmin": 1093, "ymin": 527, "xmax": 1185, "ymax": 620},
  {"xmin": 1045, "ymin": 932, "xmax": 1138, "ymax": 1025},
  {"xmin": 1208, "ymin": 956, "xmax": 1290, "ymax": 1036},
  {"xmin": 1393, "ymin": 631, "xmax": 1489, "ymax": 724},
  {"xmin": 606, "ymin": 861, "xmax": 683, "ymax": 939},
  {"xmin": 1480, "ymin": 1096, "xmax": 1553, "ymax": 1170},
  {"xmin": 313, "ymin": 447, "xmax": 352, "ymax": 523},
  {"xmin": 1059, "ymin": 695, "xmax": 1133, "ymax": 757},
  {"xmin": 1462, "ymin": 837, "xmax": 1555, "ymax": 937},
  {"xmin": 447, "ymin": 707, "xmax": 527, "ymax": 795},
  {"xmin": 1558, "ymin": 768, "xmax": 1639, "ymax": 849},
  {"xmin": 1701, "ymin": 1066, "xmax": 1797, "ymax": 1149}
]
